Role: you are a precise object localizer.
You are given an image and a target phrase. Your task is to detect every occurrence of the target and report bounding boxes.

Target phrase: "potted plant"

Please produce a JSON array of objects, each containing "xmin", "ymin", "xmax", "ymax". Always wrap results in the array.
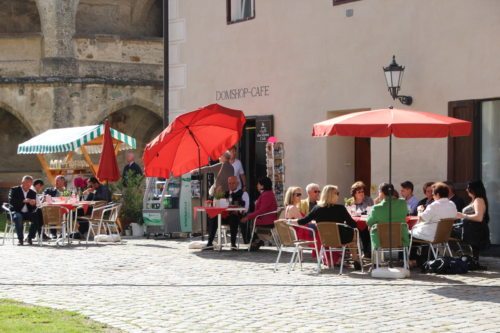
[{"xmin": 112, "ymin": 170, "xmax": 145, "ymax": 236}]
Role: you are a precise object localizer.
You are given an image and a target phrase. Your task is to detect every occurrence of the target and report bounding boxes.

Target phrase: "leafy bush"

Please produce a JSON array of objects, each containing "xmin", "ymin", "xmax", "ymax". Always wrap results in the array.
[{"xmin": 112, "ymin": 170, "xmax": 145, "ymax": 225}]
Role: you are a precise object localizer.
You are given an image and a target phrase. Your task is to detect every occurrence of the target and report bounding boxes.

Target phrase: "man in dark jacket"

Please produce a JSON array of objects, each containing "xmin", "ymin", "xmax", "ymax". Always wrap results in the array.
[{"xmin": 9, "ymin": 175, "xmax": 40, "ymax": 245}]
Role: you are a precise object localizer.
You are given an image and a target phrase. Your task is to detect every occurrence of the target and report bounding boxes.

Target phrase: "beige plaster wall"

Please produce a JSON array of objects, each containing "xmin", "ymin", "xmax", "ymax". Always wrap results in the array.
[{"xmin": 178, "ymin": 0, "xmax": 500, "ymax": 195}]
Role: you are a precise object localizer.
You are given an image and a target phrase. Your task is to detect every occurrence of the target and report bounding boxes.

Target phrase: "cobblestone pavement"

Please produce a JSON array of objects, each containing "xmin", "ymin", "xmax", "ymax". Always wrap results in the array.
[{"xmin": 0, "ymin": 237, "xmax": 499, "ymax": 332}]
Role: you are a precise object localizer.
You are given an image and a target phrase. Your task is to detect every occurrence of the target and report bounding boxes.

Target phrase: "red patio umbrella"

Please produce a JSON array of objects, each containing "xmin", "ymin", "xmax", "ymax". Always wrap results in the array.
[
  {"xmin": 143, "ymin": 103, "xmax": 246, "ymax": 178},
  {"xmin": 97, "ymin": 119, "xmax": 120, "ymax": 182},
  {"xmin": 143, "ymin": 103, "xmax": 246, "ymax": 240},
  {"xmin": 312, "ymin": 106, "xmax": 472, "ymax": 268}
]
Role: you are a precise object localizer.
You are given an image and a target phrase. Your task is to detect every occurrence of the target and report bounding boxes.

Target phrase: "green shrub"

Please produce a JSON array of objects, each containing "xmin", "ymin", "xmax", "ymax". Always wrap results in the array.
[{"xmin": 111, "ymin": 171, "xmax": 145, "ymax": 225}]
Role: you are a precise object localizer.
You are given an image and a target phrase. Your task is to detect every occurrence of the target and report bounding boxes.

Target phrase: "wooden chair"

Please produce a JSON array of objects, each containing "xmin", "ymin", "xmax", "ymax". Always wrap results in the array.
[
  {"xmin": 41, "ymin": 205, "xmax": 70, "ymax": 246},
  {"xmin": 372, "ymin": 223, "xmax": 409, "ymax": 270},
  {"xmin": 273, "ymin": 220, "xmax": 319, "ymax": 273},
  {"xmin": 316, "ymin": 222, "xmax": 363, "ymax": 275},
  {"xmin": 410, "ymin": 218, "xmax": 455, "ymax": 260}
]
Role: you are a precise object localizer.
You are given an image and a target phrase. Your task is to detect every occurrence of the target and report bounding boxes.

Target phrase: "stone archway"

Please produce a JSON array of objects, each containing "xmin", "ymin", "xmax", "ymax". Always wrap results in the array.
[
  {"xmin": 0, "ymin": 0, "xmax": 41, "ymax": 33},
  {"xmin": 0, "ymin": 107, "xmax": 41, "ymax": 184},
  {"xmin": 106, "ymin": 105, "xmax": 163, "ymax": 170}
]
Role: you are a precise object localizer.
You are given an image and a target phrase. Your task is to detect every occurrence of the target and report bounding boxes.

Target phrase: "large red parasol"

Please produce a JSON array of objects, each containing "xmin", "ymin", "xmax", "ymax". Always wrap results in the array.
[
  {"xmin": 312, "ymin": 107, "xmax": 471, "ymax": 138},
  {"xmin": 143, "ymin": 103, "xmax": 246, "ymax": 178},
  {"xmin": 312, "ymin": 107, "xmax": 472, "ymax": 268},
  {"xmin": 96, "ymin": 119, "xmax": 120, "ymax": 182}
]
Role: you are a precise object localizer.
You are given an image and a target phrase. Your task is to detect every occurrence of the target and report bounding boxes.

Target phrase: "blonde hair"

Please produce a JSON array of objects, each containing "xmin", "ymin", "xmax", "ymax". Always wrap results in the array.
[
  {"xmin": 284, "ymin": 186, "xmax": 302, "ymax": 206},
  {"xmin": 317, "ymin": 185, "xmax": 339, "ymax": 207}
]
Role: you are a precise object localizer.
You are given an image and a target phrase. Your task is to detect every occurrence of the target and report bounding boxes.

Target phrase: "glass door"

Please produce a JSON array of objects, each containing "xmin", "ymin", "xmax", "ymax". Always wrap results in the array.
[{"xmin": 481, "ymin": 100, "xmax": 500, "ymax": 244}]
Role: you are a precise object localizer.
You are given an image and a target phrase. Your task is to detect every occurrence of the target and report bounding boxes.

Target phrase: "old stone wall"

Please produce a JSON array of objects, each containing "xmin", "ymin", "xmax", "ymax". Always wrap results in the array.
[{"xmin": 0, "ymin": 0, "xmax": 172, "ymax": 187}]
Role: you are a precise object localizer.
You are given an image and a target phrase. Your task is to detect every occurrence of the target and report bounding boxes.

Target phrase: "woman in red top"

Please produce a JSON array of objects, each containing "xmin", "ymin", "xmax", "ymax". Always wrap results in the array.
[{"xmin": 241, "ymin": 177, "xmax": 278, "ymax": 249}]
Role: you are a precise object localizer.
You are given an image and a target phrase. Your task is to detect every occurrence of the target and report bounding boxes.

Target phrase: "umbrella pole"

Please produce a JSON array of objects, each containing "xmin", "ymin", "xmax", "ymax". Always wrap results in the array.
[
  {"xmin": 188, "ymin": 128, "xmax": 205, "ymax": 241},
  {"xmin": 388, "ymin": 134, "xmax": 393, "ymax": 268}
]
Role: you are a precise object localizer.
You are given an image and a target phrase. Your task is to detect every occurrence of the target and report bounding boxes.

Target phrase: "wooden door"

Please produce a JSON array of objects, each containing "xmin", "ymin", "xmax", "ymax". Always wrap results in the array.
[{"xmin": 448, "ymin": 100, "xmax": 479, "ymax": 201}]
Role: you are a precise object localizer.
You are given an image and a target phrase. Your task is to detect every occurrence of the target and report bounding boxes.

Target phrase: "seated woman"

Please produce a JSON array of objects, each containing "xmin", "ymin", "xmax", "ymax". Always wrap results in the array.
[
  {"xmin": 366, "ymin": 183, "xmax": 409, "ymax": 257},
  {"xmin": 283, "ymin": 186, "xmax": 304, "ymax": 219},
  {"xmin": 240, "ymin": 177, "xmax": 278, "ymax": 250},
  {"xmin": 454, "ymin": 180, "xmax": 490, "ymax": 262},
  {"xmin": 296, "ymin": 185, "xmax": 361, "ymax": 269},
  {"xmin": 346, "ymin": 181, "xmax": 374, "ymax": 214},
  {"xmin": 411, "ymin": 182, "xmax": 457, "ymax": 241},
  {"xmin": 345, "ymin": 181, "xmax": 373, "ymax": 258}
]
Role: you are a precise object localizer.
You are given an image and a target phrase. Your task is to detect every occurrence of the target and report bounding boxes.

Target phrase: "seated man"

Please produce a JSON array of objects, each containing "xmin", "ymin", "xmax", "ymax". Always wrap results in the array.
[
  {"xmin": 299, "ymin": 183, "xmax": 320, "ymax": 216},
  {"xmin": 400, "ymin": 180, "xmax": 419, "ymax": 215},
  {"xmin": 204, "ymin": 176, "xmax": 249, "ymax": 250},
  {"xmin": 78, "ymin": 177, "xmax": 112, "ymax": 236},
  {"xmin": 8, "ymin": 175, "xmax": 40, "ymax": 245},
  {"xmin": 366, "ymin": 183, "xmax": 409, "ymax": 252},
  {"xmin": 83, "ymin": 177, "xmax": 112, "ymax": 202},
  {"xmin": 43, "ymin": 175, "xmax": 66, "ymax": 197}
]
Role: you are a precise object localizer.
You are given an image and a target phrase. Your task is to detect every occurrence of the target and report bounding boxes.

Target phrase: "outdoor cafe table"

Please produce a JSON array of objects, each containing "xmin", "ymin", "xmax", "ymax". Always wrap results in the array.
[
  {"xmin": 41, "ymin": 200, "xmax": 100, "ymax": 245},
  {"xmin": 352, "ymin": 215, "xmax": 419, "ymax": 231},
  {"xmin": 194, "ymin": 206, "xmax": 246, "ymax": 251}
]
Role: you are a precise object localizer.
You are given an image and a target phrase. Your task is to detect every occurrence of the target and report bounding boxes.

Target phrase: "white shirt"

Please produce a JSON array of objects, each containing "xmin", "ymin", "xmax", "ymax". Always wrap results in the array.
[
  {"xmin": 229, "ymin": 190, "xmax": 250, "ymax": 212},
  {"xmin": 21, "ymin": 188, "xmax": 29, "ymax": 213},
  {"xmin": 230, "ymin": 159, "xmax": 245, "ymax": 190},
  {"xmin": 411, "ymin": 198, "xmax": 457, "ymax": 241}
]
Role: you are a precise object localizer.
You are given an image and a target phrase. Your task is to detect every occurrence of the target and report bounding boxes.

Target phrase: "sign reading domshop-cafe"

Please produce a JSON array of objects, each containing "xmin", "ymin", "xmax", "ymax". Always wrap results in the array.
[{"xmin": 216, "ymin": 85, "xmax": 270, "ymax": 101}]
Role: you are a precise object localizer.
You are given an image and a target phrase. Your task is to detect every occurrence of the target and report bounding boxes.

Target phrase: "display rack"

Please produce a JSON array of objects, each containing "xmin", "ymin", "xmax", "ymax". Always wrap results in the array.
[{"xmin": 266, "ymin": 141, "xmax": 285, "ymax": 204}]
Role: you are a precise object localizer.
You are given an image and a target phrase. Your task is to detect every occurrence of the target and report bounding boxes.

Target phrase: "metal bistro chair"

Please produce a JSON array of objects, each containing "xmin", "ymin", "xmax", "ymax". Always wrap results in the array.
[
  {"xmin": 372, "ymin": 223, "xmax": 409, "ymax": 270},
  {"xmin": 85, "ymin": 203, "xmax": 116, "ymax": 245},
  {"xmin": 2, "ymin": 203, "xmax": 32, "ymax": 245},
  {"xmin": 102, "ymin": 202, "xmax": 122, "ymax": 238},
  {"xmin": 410, "ymin": 218, "xmax": 455, "ymax": 260},
  {"xmin": 247, "ymin": 208, "xmax": 283, "ymax": 252},
  {"xmin": 41, "ymin": 205, "xmax": 71, "ymax": 246},
  {"xmin": 273, "ymin": 220, "xmax": 319, "ymax": 273},
  {"xmin": 316, "ymin": 222, "xmax": 363, "ymax": 275}
]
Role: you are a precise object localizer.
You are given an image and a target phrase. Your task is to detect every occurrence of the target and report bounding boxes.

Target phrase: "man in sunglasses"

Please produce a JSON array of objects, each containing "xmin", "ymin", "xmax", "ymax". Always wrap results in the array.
[{"xmin": 299, "ymin": 183, "xmax": 321, "ymax": 216}]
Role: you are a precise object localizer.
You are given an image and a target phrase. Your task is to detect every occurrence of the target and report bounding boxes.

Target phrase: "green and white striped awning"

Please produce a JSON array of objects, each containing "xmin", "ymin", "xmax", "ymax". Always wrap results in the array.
[{"xmin": 17, "ymin": 125, "xmax": 136, "ymax": 154}]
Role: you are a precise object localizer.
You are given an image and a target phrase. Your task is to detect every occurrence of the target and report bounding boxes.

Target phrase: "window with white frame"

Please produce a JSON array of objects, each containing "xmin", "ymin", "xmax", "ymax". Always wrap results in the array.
[{"xmin": 227, "ymin": 0, "xmax": 255, "ymax": 24}]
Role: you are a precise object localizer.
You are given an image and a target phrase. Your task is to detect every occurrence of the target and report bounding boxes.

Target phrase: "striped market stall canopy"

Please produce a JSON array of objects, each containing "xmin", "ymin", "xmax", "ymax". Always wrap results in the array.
[{"xmin": 17, "ymin": 125, "xmax": 136, "ymax": 154}]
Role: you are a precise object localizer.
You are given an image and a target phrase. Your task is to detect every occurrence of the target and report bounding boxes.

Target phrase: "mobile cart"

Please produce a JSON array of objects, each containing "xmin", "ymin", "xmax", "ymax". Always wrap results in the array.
[
  {"xmin": 142, "ymin": 175, "xmax": 194, "ymax": 237},
  {"xmin": 17, "ymin": 124, "xmax": 136, "ymax": 186}
]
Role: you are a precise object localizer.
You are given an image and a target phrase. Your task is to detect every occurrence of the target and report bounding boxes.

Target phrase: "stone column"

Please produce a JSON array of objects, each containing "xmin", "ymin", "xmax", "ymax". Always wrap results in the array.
[{"xmin": 36, "ymin": 0, "xmax": 79, "ymax": 76}]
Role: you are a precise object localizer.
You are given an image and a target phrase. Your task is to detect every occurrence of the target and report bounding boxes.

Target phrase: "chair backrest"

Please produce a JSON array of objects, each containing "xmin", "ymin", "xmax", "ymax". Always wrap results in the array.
[
  {"xmin": 317, "ymin": 222, "xmax": 342, "ymax": 248},
  {"xmin": 2, "ymin": 203, "xmax": 14, "ymax": 222},
  {"xmin": 274, "ymin": 219, "xmax": 296, "ymax": 246},
  {"xmin": 42, "ymin": 206, "xmax": 68, "ymax": 226},
  {"xmin": 432, "ymin": 218, "xmax": 455, "ymax": 243},
  {"xmin": 90, "ymin": 202, "xmax": 114, "ymax": 220},
  {"xmin": 375, "ymin": 223, "xmax": 403, "ymax": 248}
]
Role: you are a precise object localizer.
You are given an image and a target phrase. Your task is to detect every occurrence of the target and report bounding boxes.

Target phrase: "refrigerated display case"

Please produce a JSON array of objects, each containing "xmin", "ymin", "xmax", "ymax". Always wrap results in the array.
[{"xmin": 142, "ymin": 176, "xmax": 193, "ymax": 236}]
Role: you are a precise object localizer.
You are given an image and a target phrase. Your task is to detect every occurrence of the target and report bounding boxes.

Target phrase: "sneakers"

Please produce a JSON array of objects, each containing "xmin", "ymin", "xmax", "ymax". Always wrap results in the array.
[{"xmin": 230, "ymin": 245, "xmax": 238, "ymax": 251}]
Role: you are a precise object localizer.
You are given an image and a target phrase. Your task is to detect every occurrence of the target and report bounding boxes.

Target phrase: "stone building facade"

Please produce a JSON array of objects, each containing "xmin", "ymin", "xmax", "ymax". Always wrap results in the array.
[{"xmin": 0, "ymin": 0, "xmax": 185, "ymax": 186}]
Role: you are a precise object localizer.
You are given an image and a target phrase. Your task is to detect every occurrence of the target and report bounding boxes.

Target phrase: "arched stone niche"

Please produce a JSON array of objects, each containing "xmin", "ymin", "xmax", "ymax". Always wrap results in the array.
[
  {"xmin": 76, "ymin": 0, "xmax": 162, "ymax": 38},
  {"xmin": 105, "ymin": 105, "xmax": 163, "ymax": 169},
  {"xmin": 0, "ymin": 0, "xmax": 41, "ymax": 33},
  {"xmin": 0, "ymin": 108, "xmax": 40, "ymax": 176}
]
